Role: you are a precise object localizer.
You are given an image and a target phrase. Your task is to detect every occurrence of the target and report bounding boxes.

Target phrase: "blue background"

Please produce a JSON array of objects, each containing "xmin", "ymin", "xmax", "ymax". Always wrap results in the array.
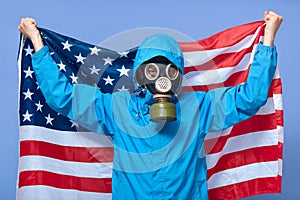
[{"xmin": 1, "ymin": 0, "xmax": 299, "ymax": 199}]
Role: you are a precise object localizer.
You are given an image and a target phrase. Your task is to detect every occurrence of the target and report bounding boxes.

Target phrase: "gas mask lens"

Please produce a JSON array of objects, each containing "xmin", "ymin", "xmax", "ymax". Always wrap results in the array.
[
  {"xmin": 144, "ymin": 63, "xmax": 159, "ymax": 80},
  {"xmin": 166, "ymin": 64, "xmax": 179, "ymax": 80}
]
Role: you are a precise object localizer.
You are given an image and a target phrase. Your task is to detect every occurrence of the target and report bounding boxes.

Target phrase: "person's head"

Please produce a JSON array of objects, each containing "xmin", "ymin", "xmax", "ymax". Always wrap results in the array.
[{"xmin": 133, "ymin": 34, "xmax": 184, "ymax": 122}]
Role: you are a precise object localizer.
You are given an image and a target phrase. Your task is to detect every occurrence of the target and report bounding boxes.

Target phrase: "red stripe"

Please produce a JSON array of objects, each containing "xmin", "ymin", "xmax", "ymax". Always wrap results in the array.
[
  {"xmin": 18, "ymin": 170, "xmax": 112, "ymax": 193},
  {"xmin": 179, "ymin": 21, "xmax": 264, "ymax": 51},
  {"xmin": 223, "ymin": 67, "xmax": 250, "ymax": 86},
  {"xmin": 207, "ymin": 145, "xmax": 280, "ymax": 180},
  {"xmin": 267, "ymin": 78, "xmax": 283, "ymax": 97},
  {"xmin": 276, "ymin": 110, "xmax": 284, "ymax": 126},
  {"xmin": 270, "ymin": 78, "xmax": 283, "ymax": 94},
  {"xmin": 278, "ymin": 142, "xmax": 283, "ymax": 159},
  {"xmin": 208, "ymin": 176, "xmax": 282, "ymax": 200},
  {"xmin": 204, "ymin": 114, "xmax": 277, "ymax": 154},
  {"xmin": 20, "ymin": 140, "xmax": 114, "ymax": 163}
]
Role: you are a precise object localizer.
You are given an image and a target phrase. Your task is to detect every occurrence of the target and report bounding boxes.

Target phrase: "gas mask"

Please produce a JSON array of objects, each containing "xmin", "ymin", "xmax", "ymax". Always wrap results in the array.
[{"xmin": 135, "ymin": 57, "xmax": 182, "ymax": 122}]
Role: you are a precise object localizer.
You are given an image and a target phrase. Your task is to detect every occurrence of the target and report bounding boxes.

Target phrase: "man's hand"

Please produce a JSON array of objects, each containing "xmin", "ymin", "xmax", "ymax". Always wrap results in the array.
[
  {"xmin": 18, "ymin": 17, "xmax": 44, "ymax": 52},
  {"xmin": 263, "ymin": 11, "xmax": 283, "ymax": 46}
]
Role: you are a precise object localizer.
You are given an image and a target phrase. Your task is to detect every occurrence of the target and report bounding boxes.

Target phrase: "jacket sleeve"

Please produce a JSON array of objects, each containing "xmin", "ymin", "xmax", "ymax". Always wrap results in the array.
[
  {"xmin": 207, "ymin": 42, "xmax": 278, "ymax": 132},
  {"xmin": 31, "ymin": 46, "xmax": 114, "ymax": 135}
]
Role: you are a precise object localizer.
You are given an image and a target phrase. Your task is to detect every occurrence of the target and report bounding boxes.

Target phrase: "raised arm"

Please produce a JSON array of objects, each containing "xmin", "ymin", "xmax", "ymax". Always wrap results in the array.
[
  {"xmin": 18, "ymin": 18, "xmax": 114, "ymax": 135},
  {"xmin": 207, "ymin": 11, "xmax": 283, "ymax": 132}
]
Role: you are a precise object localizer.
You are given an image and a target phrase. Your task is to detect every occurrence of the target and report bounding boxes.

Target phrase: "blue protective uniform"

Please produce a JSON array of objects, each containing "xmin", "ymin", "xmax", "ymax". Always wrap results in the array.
[{"xmin": 31, "ymin": 33, "xmax": 277, "ymax": 200}]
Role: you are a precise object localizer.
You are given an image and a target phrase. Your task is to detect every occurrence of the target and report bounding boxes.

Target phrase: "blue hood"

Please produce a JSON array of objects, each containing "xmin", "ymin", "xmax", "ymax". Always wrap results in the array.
[{"xmin": 133, "ymin": 34, "xmax": 184, "ymax": 84}]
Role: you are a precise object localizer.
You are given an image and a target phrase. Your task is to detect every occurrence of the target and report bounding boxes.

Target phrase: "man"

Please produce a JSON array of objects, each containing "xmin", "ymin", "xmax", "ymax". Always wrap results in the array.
[{"xmin": 18, "ymin": 11, "xmax": 283, "ymax": 199}]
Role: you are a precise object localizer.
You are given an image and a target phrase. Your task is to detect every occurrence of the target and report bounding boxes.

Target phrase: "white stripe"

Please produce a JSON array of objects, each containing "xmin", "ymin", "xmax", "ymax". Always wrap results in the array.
[
  {"xmin": 19, "ymin": 156, "xmax": 113, "ymax": 178},
  {"xmin": 17, "ymin": 185, "xmax": 112, "ymax": 200},
  {"xmin": 278, "ymin": 159, "xmax": 283, "ymax": 176},
  {"xmin": 206, "ymin": 129, "xmax": 278, "ymax": 169},
  {"xmin": 20, "ymin": 125, "xmax": 113, "ymax": 147},
  {"xmin": 182, "ymin": 53, "xmax": 251, "ymax": 86},
  {"xmin": 278, "ymin": 126, "xmax": 284, "ymax": 143},
  {"xmin": 256, "ymin": 97, "xmax": 275, "ymax": 115},
  {"xmin": 274, "ymin": 66, "xmax": 280, "ymax": 79},
  {"xmin": 273, "ymin": 94, "xmax": 283, "ymax": 110},
  {"xmin": 183, "ymin": 27, "xmax": 262, "ymax": 67},
  {"xmin": 207, "ymin": 161, "xmax": 279, "ymax": 189}
]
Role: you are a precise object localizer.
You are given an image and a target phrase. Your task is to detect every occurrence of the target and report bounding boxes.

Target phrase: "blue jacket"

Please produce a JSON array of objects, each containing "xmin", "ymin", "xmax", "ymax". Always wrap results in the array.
[{"xmin": 31, "ymin": 34, "xmax": 277, "ymax": 199}]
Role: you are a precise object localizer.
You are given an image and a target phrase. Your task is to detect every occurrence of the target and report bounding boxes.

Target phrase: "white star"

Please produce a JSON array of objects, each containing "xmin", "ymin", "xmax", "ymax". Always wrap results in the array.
[
  {"xmin": 50, "ymin": 52, "xmax": 55, "ymax": 56},
  {"xmin": 103, "ymin": 75, "xmax": 114, "ymax": 85},
  {"xmin": 103, "ymin": 57, "xmax": 115, "ymax": 66},
  {"xmin": 117, "ymin": 65, "xmax": 130, "ymax": 77},
  {"xmin": 75, "ymin": 53, "xmax": 86, "ymax": 64},
  {"xmin": 70, "ymin": 73, "xmax": 78, "ymax": 84},
  {"xmin": 23, "ymin": 89, "xmax": 34, "ymax": 100},
  {"xmin": 24, "ymin": 45, "xmax": 34, "ymax": 56},
  {"xmin": 69, "ymin": 120, "xmax": 79, "ymax": 128},
  {"xmin": 45, "ymin": 114, "xmax": 54, "ymax": 125},
  {"xmin": 61, "ymin": 40, "xmax": 73, "ymax": 51},
  {"xmin": 23, "ymin": 67, "xmax": 34, "ymax": 78},
  {"xmin": 89, "ymin": 65, "xmax": 101, "ymax": 75},
  {"xmin": 23, "ymin": 110, "xmax": 33, "ymax": 122},
  {"xmin": 118, "ymin": 51, "xmax": 129, "ymax": 58},
  {"xmin": 117, "ymin": 85, "xmax": 129, "ymax": 92},
  {"xmin": 35, "ymin": 101, "xmax": 43, "ymax": 112},
  {"xmin": 74, "ymin": 53, "xmax": 86, "ymax": 64},
  {"xmin": 57, "ymin": 61, "xmax": 66, "ymax": 72},
  {"xmin": 89, "ymin": 46, "xmax": 101, "ymax": 55}
]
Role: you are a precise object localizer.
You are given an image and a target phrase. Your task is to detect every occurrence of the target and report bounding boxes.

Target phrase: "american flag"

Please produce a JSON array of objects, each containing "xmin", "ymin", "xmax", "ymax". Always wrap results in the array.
[{"xmin": 17, "ymin": 21, "xmax": 283, "ymax": 199}]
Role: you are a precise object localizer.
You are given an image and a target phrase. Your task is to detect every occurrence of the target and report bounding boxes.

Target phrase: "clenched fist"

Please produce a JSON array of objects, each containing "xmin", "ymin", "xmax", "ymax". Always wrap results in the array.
[
  {"xmin": 263, "ymin": 11, "xmax": 283, "ymax": 46},
  {"xmin": 18, "ymin": 17, "xmax": 44, "ymax": 52}
]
